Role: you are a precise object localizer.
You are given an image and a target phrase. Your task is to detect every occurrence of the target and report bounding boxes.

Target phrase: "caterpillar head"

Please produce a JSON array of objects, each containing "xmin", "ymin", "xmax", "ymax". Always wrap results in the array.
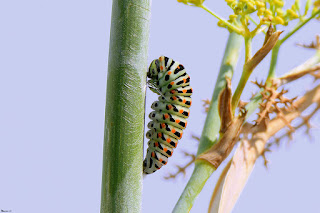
[{"xmin": 147, "ymin": 59, "xmax": 160, "ymax": 79}]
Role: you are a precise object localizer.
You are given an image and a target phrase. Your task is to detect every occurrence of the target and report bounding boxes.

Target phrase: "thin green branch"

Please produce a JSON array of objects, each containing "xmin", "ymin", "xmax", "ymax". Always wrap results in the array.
[
  {"xmin": 248, "ymin": 16, "xmax": 259, "ymax": 26},
  {"xmin": 268, "ymin": 9, "xmax": 320, "ymax": 79},
  {"xmin": 280, "ymin": 9, "xmax": 320, "ymax": 44},
  {"xmin": 199, "ymin": 4, "xmax": 243, "ymax": 35},
  {"xmin": 231, "ymin": 37, "xmax": 252, "ymax": 112},
  {"xmin": 232, "ymin": 66, "xmax": 252, "ymax": 112},
  {"xmin": 250, "ymin": 22, "xmax": 263, "ymax": 37},
  {"xmin": 244, "ymin": 37, "xmax": 252, "ymax": 62},
  {"xmin": 100, "ymin": 1, "xmax": 151, "ymax": 212},
  {"xmin": 267, "ymin": 42, "xmax": 280, "ymax": 79}
]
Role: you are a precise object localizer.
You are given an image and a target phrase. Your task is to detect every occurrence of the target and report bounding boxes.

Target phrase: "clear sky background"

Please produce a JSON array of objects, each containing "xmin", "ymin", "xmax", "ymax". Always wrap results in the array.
[{"xmin": 0, "ymin": 0, "xmax": 319, "ymax": 213}]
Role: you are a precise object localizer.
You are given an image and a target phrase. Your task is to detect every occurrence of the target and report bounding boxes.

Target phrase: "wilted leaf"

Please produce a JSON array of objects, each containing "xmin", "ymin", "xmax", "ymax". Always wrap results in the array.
[
  {"xmin": 197, "ymin": 111, "xmax": 246, "ymax": 169},
  {"xmin": 245, "ymin": 31, "xmax": 282, "ymax": 71},
  {"xmin": 219, "ymin": 77, "xmax": 233, "ymax": 133}
]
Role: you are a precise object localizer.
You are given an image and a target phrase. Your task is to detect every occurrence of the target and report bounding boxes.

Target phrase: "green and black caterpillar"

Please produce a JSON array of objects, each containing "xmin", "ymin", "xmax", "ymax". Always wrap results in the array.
[{"xmin": 143, "ymin": 56, "xmax": 193, "ymax": 174}]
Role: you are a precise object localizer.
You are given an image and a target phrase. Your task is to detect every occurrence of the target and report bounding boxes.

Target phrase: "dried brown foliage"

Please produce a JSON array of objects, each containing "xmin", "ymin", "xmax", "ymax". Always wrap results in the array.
[{"xmin": 252, "ymin": 80, "xmax": 297, "ymax": 129}]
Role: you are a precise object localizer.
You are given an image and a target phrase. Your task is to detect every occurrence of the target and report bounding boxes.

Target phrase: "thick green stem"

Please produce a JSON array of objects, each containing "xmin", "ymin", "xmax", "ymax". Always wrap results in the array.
[
  {"xmin": 100, "ymin": 1, "xmax": 151, "ymax": 213},
  {"xmin": 173, "ymin": 32, "xmax": 242, "ymax": 213},
  {"xmin": 198, "ymin": 32, "xmax": 242, "ymax": 155}
]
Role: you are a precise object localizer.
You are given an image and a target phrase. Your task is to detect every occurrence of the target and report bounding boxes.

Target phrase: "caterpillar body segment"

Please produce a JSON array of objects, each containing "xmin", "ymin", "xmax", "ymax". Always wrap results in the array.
[
  {"xmin": 158, "ymin": 95, "xmax": 192, "ymax": 108},
  {"xmin": 163, "ymin": 86, "xmax": 193, "ymax": 97},
  {"xmin": 147, "ymin": 140, "xmax": 174, "ymax": 157},
  {"xmin": 149, "ymin": 111, "xmax": 187, "ymax": 130},
  {"xmin": 158, "ymin": 73, "xmax": 191, "ymax": 93},
  {"xmin": 151, "ymin": 101, "xmax": 190, "ymax": 118},
  {"xmin": 143, "ymin": 56, "xmax": 192, "ymax": 174},
  {"xmin": 157, "ymin": 65, "xmax": 186, "ymax": 87},
  {"xmin": 146, "ymin": 129, "xmax": 179, "ymax": 149},
  {"xmin": 147, "ymin": 121, "xmax": 184, "ymax": 140}
]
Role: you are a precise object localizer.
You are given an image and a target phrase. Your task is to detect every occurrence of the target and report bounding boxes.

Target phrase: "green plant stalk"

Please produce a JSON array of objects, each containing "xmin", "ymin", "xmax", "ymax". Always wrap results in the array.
[
  {"xmin": 231, "ymin": 66, "xmax": 253, "ymax": 111},
  {"xmin": 267, "ymin": 42, "xmax": 280, "ymax": 79},
  {"xmin": 200, "ymin": 5, "xmax": 243, "ymax": 35},
  {"xmin": 281, "ymin": 9, "xmax": 320, "ymax": 44},
  {"xmin": 231, "ymin": 36, "xmax": 252, "ymax": 112},
  {"xmin": 173, "ymin": 32, "xmax": 242, "ymax": 213},
  {"xmin": 244, "ymin": 37, "xmax": 252, "ymax": 62},
  {"xmin": 100, "ymin": 1, "xmax": 151, "ymax": 213}
]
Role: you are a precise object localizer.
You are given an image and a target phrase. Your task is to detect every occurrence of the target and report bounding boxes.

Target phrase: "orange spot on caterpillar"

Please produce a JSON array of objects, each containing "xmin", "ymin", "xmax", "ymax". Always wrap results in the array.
[
  {"xmin": 176, "ymin": 119, "xmax": 180, "ymax": 123},
  {"xmin": 170, "ymin": 90, "xmax": 175, "ymax": 94},
  {"xmin": 163, "ymin": 148, "xmax": 167, "ymax": 152},
  {"xmin": 161, "ymin": 123, "xmax": 166, "ymax": 128},
  {"xmin": 168, "ymin": 105, "xmax": 173, "ymax": 109},
  {"xmin": 168, "ymin": 71, "xmax": 172, "ymax": 75},
  {"xmin": 179, "ymin": 109, "xmax": 183, "ymax": 113},
  {"xmin": 183, "ymin": 79, "xmax": 186, "ymax": 83},
  {"xmin": 170, "ymin": 82, "xmax": 174, "ymax": 85},
  {"xmin": 159, "ymin": 158, "xmax": 163, "ymax": 162},
  {"xmin": 172, "ymin": 97, "xmax": 177, "ymax": 100},
  {"xmin": 164, "ymin": 114, "xmax": 169, "ymax": 119},
  {"xmin": 160, "ymin": 66, "xmax": 164, "ymax": 70},
  {"xmin": 158, "ymin": 133, "xmax": 162, "ymax": 137},
  {"xmin": 166, "ymin": 138, "xmax": 171, "ymax": 142},
  {"xmin": 183, "ymin": 89, "xmax": 187, "ymax": 93},
  {"xmin": 151, "ymin": 152, "xmax": 155, "ymax": 157},
  {"xmin": 155, "ymin": 142, "xmax": 159, "ymax": 147},
  {"xmin": 183, "ymin": 99, "xmax": 186, "ymax": 103},
  {"xmin": 172, "ymin": 129, "xmax": 176, "ymax": 133}
]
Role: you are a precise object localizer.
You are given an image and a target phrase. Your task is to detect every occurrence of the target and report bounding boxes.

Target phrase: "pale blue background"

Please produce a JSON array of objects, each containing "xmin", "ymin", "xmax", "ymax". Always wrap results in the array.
[{"xmin": 0, "ymin": 0, "xmax": 319, "ymax": 213}]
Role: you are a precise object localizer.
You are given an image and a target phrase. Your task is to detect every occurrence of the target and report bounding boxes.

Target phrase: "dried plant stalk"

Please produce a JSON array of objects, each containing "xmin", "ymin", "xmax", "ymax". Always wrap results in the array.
[
  {"xmin": 278, "ymin": 64, "xmax": 320, "ymax": 85},
  {"xmin": 218, "ymin": 77, "xmax": 233, "ymax": 133},
  {"xmin": 208, "ymin": 84, "xmax": 320, "ymax": 213}
]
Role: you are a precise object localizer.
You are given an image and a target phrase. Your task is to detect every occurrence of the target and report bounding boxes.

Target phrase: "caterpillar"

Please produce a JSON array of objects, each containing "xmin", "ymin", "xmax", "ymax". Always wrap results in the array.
[{"xmin": 143, "ymin": 56, "xmax": 193, "ymax": 174}]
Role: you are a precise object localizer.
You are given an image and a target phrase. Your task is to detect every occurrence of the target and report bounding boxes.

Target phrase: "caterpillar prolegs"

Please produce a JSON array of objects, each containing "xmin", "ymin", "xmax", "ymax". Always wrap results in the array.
[{"xmin": 143, "ymin": 56, "xmax": 193, "ymax": 174}]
